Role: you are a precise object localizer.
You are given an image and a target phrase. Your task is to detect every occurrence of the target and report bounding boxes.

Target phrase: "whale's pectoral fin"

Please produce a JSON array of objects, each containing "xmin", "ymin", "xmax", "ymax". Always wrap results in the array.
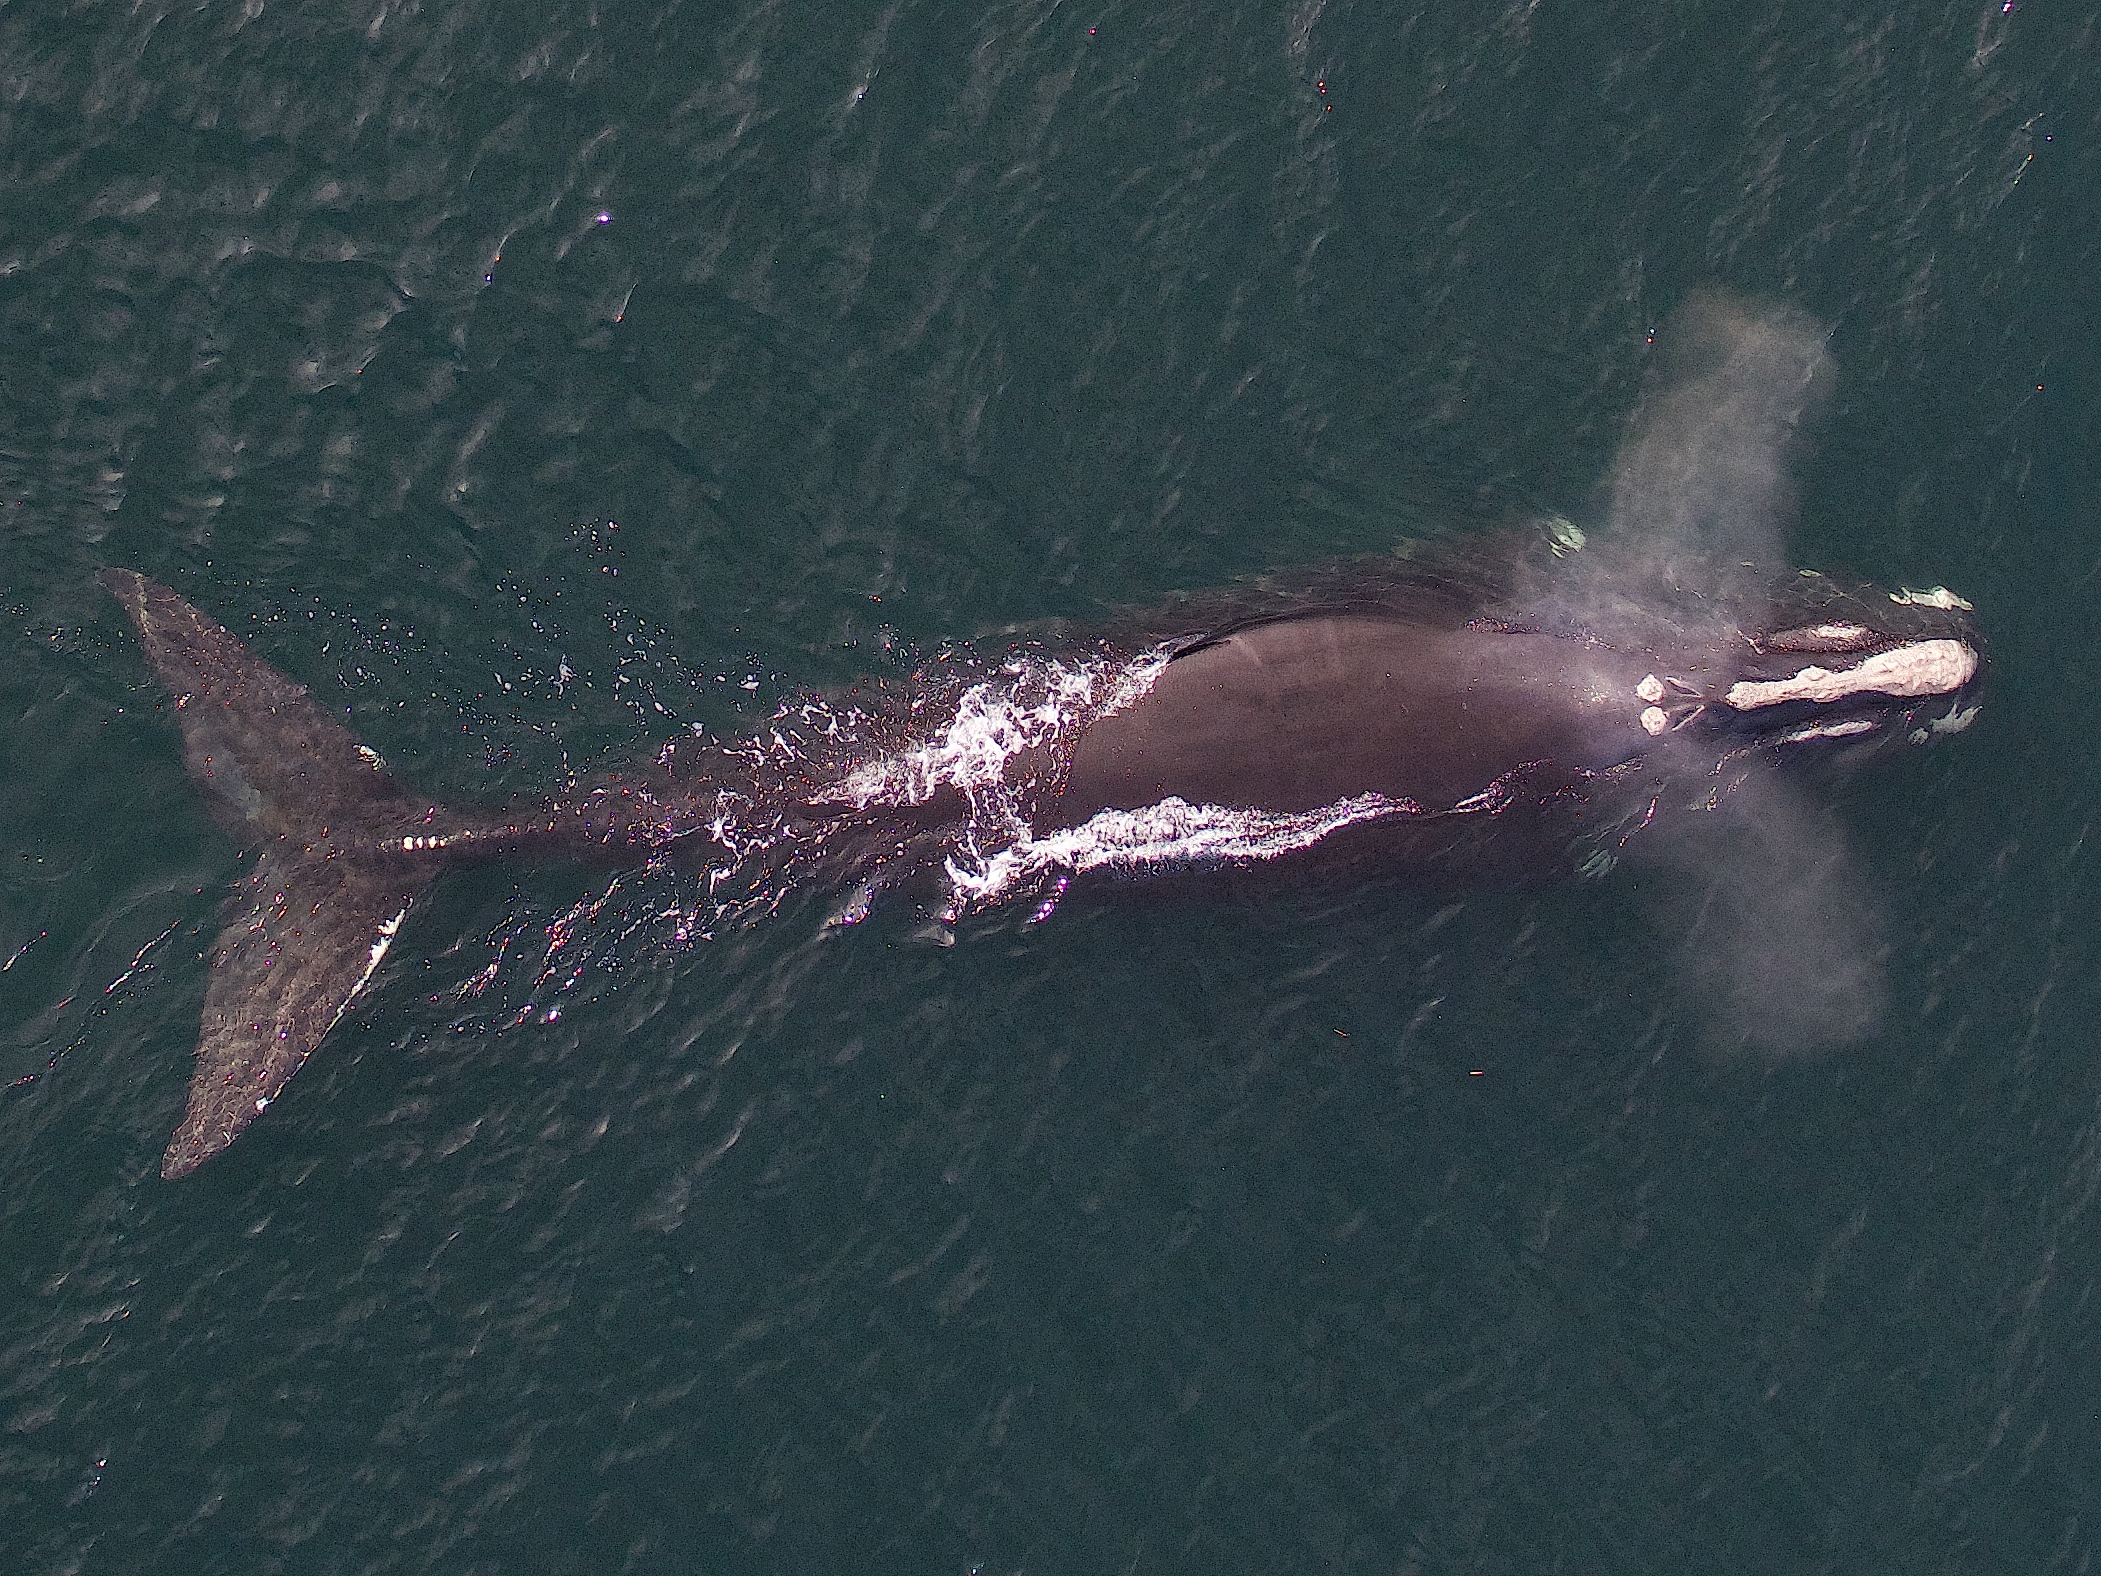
[
  {"xmin": 1554, "ymin": 293, "xmax": 1835, "ymax": 631},
  {"xmin": 1632, "ymin": 772, "xmax": 1888, "ymax": 1054},
  {"xmin": 168, "ymin": 848, "xmax": 432, "ymax": 1179},
  {"xmin": 102, "ymin": 568, "xmax": 446, "ymax": 1178}
]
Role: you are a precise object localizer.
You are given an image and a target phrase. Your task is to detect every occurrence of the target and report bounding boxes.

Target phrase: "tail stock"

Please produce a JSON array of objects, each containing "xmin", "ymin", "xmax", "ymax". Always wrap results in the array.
[{"xmin": 102, "ymin": 570, "xmax": 448, "ymax": 1179}]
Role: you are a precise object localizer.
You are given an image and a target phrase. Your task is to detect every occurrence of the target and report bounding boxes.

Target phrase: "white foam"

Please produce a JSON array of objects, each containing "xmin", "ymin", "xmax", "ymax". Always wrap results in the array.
[
  {"xmin": 819, "ymin": 649, "xmax": 1171, "ymax": 811},
  {"xmin": 943, "ymin": 792, "xmax": 1422, "ymax": 906}
]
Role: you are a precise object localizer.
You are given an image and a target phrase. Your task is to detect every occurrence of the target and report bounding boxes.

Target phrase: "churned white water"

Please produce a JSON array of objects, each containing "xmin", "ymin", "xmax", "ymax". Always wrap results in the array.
[
  {"xmin": 818, "ymin": 648, "xmax": 1171, "ymax": 812},
  {"xmin": 942, "ymin": 792, "xmax": 1422, "ymax": 907},
  {"xmin": 807, "ymin": 646, "xmax": 1429, "ymax": 915}
]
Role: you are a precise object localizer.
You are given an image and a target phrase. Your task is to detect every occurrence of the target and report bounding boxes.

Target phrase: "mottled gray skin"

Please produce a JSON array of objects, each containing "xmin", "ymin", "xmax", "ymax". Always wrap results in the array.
[{"xmin": 103, "ymin": 559, "xmax": 1983, "ymax": 1179}]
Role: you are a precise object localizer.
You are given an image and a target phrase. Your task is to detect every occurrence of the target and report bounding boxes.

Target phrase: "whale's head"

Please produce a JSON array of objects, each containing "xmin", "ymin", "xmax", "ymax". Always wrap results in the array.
[{"xmin": 1635, "ymin": 575, "xmax": 1985, "ymax": 758}]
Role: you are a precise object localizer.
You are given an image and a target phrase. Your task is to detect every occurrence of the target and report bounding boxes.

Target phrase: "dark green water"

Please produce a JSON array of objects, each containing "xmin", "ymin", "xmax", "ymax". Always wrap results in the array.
[{"xmin": 4, "ymin": 0, "xmax": 2098, "ymax": 1569}]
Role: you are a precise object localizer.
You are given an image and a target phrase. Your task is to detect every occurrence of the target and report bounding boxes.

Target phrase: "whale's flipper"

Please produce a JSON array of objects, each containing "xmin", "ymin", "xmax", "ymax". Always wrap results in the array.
[
  {"xmin": 101, "ymin": 570, "xmax": 439, "ymax": 1178},
  {"xmin": 1609, "ymin": 294, "xmax": 1833, "ymax": 576},
  {"xmin": 1607, "ymin": 293, "xmax": 1833, "ymax": 606},
  {"xmin": 1530, "ymin": 294, "xmax": 1836, "ymax": 643},
  {"xmin": 171, "ymin": 849, "xmax": 426, "ymax": 1178},
  {"xmin": 1634, "ymin": 771, "xmax": 1888, "ymax": 1054}
]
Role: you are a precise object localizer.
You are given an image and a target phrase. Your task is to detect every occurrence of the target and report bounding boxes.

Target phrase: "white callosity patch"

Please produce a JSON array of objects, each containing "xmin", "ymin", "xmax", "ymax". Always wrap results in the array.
[
  {"xmin": 1765, "ymin": 621, "xmax": 1877, "ymax": 654},
  {"xmin": 1640, "ymin": 706, "xmax": 1669, "ymax": 736},
  {"xmin": 1890, "ymin": 586, "xmax": 1974, "ymax": 612},
  {"xmin": 1636, "ymin": 674, "xmax": 1666, "ymax": 704},
  {"xmin": 1774, "ymin": 718, "xmax": 1878, "ymax": 745},
  {"xmin": 943, "ymin": 793, "xmax": 1421, "ymax": 907},
  {"xmin": 1724, "ymin": 639, "xmax": 1978, "ymax": 710},
  {"xmin": 1910, "ymin": 702, "xmax": 1982, "ymax": 745}
]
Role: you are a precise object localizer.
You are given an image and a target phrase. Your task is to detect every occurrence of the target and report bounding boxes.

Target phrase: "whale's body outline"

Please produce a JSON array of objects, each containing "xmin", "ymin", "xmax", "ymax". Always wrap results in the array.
[
  {"xmin": 93, "ymin": 294, "xmax": 1988, "ymax": 1179},
  {"xmin": 101, "ymin": 538, "xmax": 1981, "ymax": 1180}
]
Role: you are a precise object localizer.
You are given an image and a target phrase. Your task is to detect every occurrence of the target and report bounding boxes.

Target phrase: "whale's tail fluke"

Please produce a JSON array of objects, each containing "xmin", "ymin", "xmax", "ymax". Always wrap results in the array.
[{"xmin": 101, "ymin": 570, "xmax": 442, "ymax": 1179}]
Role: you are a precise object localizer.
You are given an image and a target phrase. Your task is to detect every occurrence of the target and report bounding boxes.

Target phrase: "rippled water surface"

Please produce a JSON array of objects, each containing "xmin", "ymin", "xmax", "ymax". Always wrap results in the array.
[{"xmin": 3, "ymin": 0, "xmax": 2098, "ymax": 1569}]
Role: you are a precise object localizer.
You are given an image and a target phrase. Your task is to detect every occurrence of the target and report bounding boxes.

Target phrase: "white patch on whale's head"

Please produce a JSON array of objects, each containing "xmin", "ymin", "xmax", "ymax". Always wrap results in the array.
[
  {"xmin": 1722, "ymin": 638, "xmax": 1980, "ymax": 711},
  {"xmin": 1890, "ymin": 585, "xmax": 1973, "ymax": 612}
]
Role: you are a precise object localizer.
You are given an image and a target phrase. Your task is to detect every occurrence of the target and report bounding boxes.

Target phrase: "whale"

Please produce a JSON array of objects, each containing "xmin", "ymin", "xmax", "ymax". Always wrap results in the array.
[
  {"xmin": 97, "ymin": 545, "xmax": 1983, "ymax": 1180},
  {"xmin": 97, "ymin": 294, "xmax": 1987, "ymax": 1178}
]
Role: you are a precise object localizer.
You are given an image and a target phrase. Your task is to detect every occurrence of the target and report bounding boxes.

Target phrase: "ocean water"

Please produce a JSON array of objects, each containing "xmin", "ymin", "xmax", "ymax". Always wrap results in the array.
[{"xmin": 2, "ymin": 0, "xmax": 2097, "ymax": 1569}]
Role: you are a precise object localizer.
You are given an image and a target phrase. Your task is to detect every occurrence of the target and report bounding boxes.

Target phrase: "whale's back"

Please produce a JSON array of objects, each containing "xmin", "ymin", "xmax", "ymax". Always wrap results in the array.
[{"xmin": 1052, "ymin": 613, "xmax": 1667, "ymax": 825}]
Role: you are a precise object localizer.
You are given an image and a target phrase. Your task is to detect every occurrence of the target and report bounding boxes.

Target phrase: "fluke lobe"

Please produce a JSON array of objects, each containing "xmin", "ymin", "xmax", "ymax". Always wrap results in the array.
[{"xmin": 100, "ymin": 295, "xmax": 1985, "ymax": 1179}]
